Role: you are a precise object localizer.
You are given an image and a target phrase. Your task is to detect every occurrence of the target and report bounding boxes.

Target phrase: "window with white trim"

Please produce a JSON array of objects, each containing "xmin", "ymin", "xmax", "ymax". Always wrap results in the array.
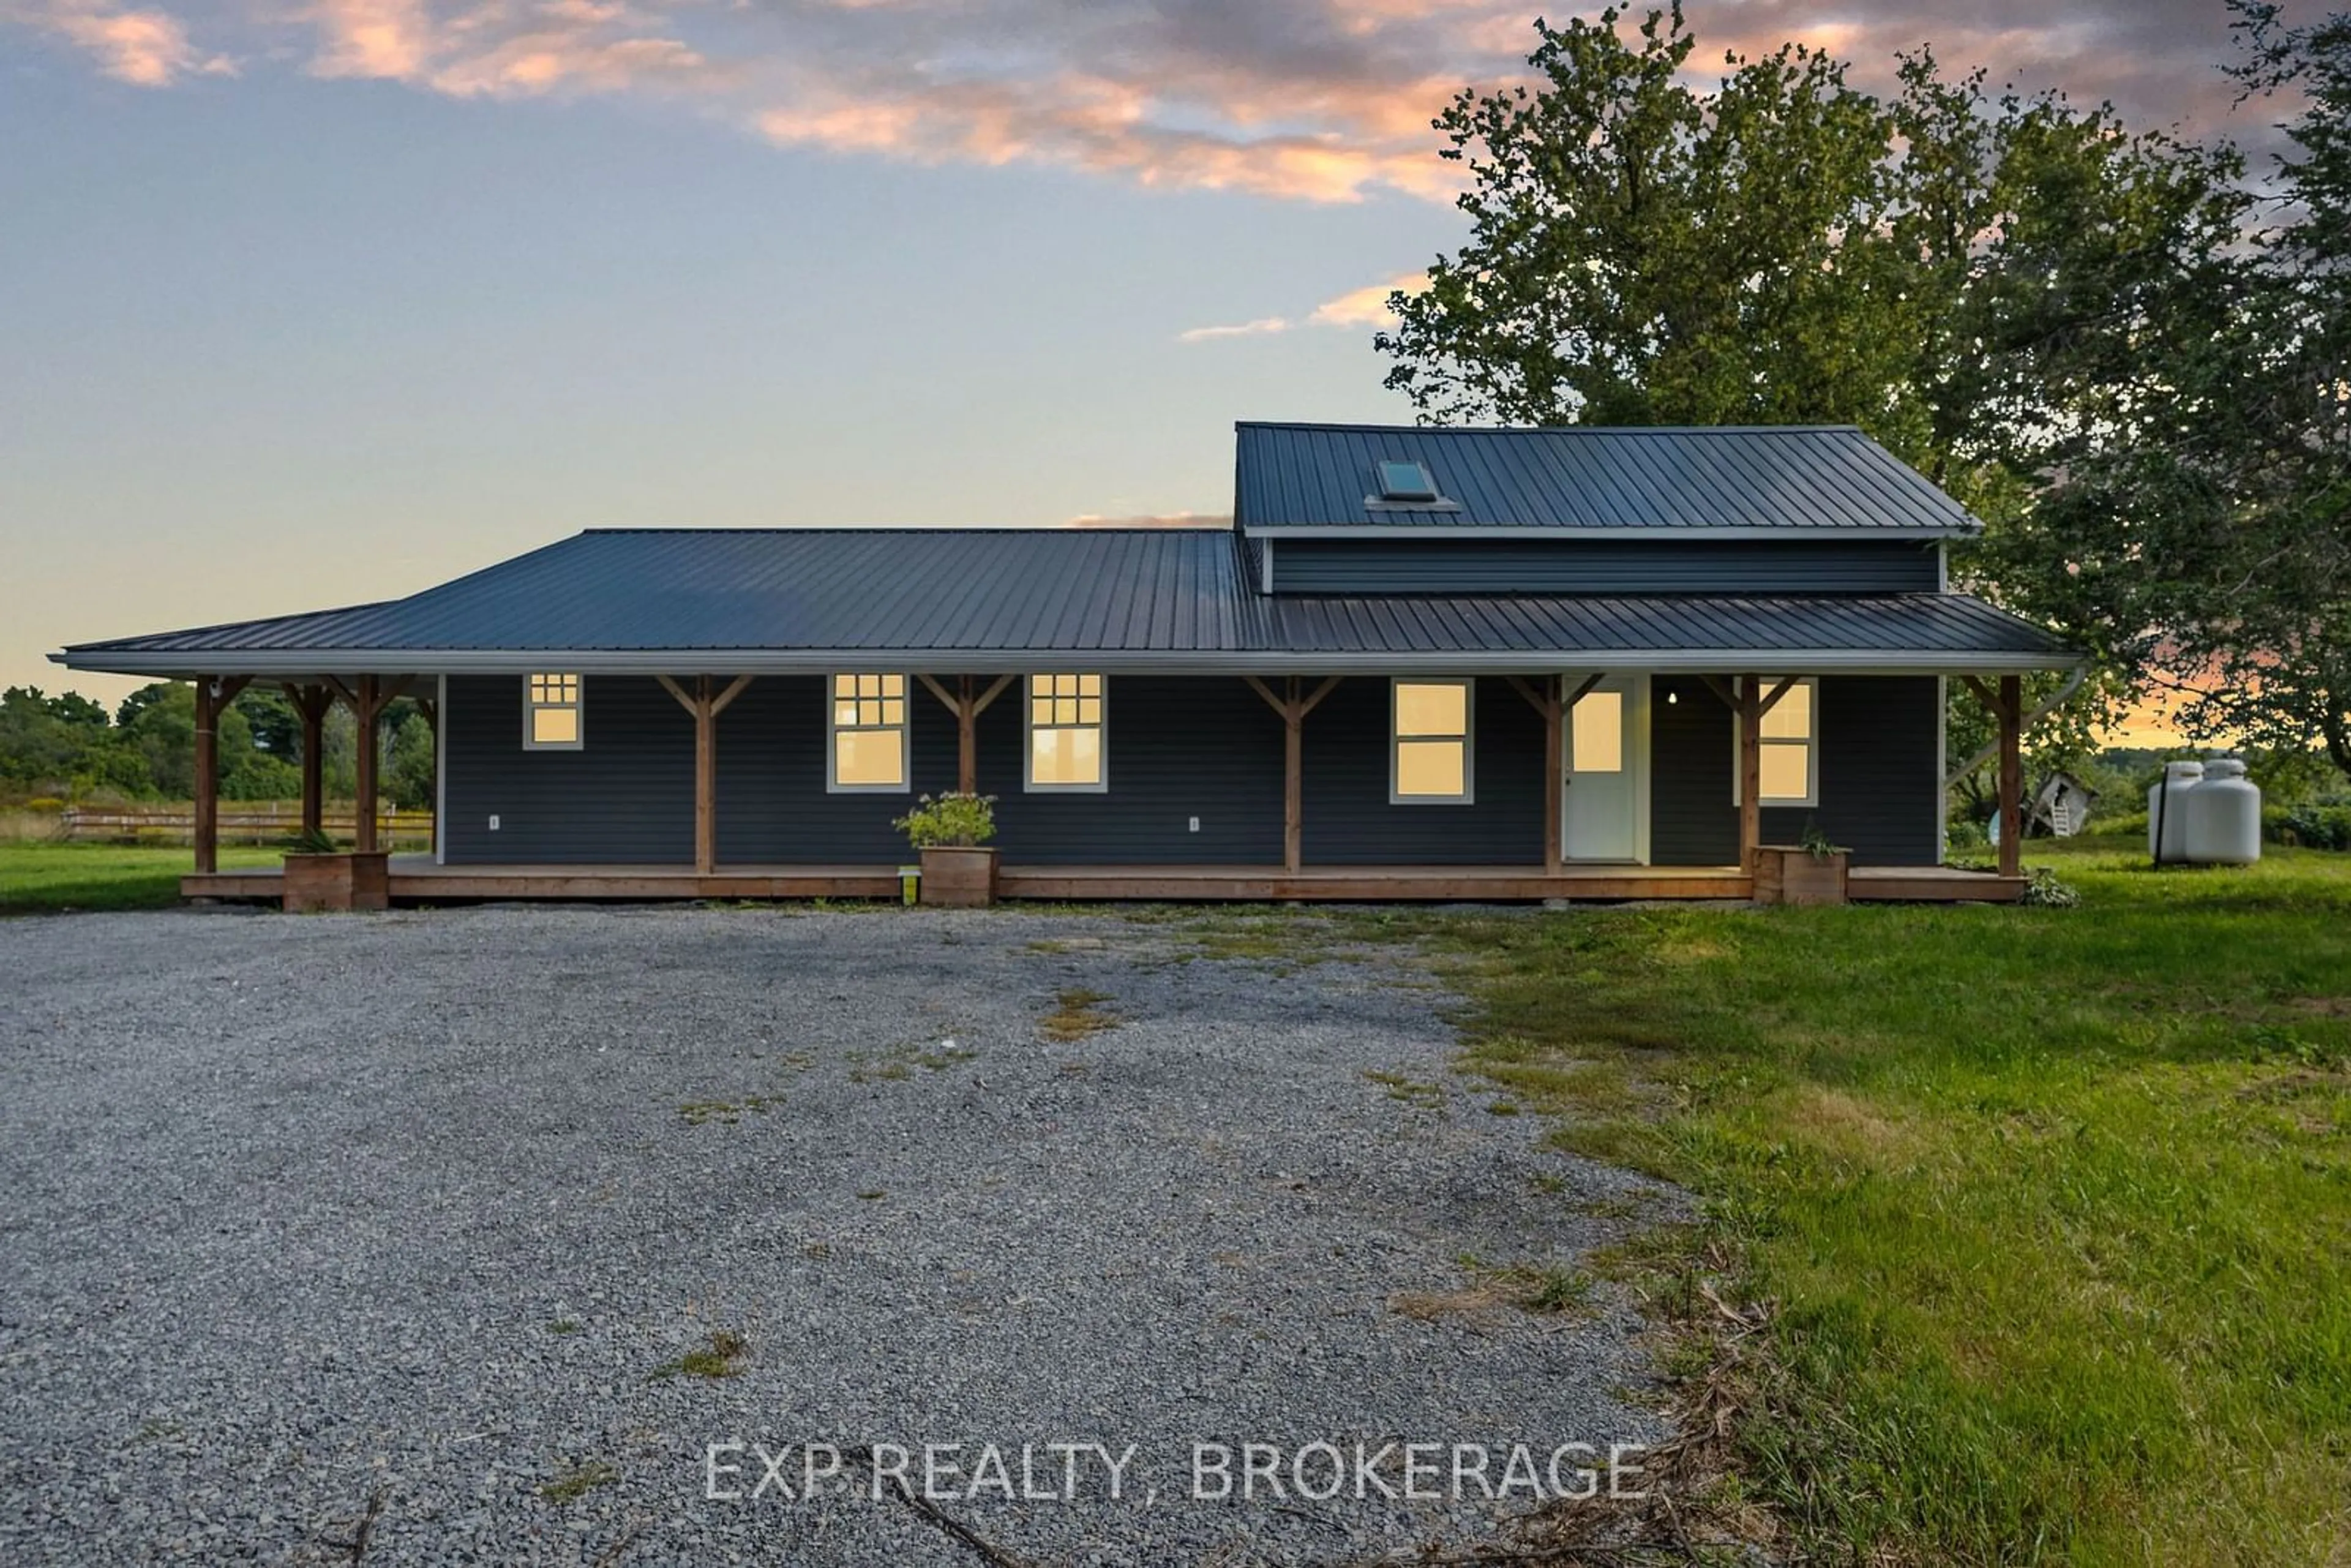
[
  {"xmin": 830, "ymin": 673, "xmax": 909, "ymax": 791},
  {"xmin": 523, "ymin": 673, "xmax": 582, "ymax": 749},
  {"xmin": 1733, "ymin": 677, "xmax": 1819, "ymax": 807},
  {"xmin": 1392, "ymin": 678, "xmax": 1473, "ymax": 803},
  {"xmin": 1026, "ymin": 673, "xmax": 1106, "ymax": 790}
]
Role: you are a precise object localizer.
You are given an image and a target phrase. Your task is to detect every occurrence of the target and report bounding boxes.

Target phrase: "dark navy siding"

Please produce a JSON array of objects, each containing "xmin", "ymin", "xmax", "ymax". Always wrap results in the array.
[
  {"xmin": 1301, "ymin": 677, "xmax": 1545, "ymax": 866},
  {"xmin": 1269, "ymin": 539, "xmax": 1940, "ymax": 595},
  {"xmin": 714, "ymin": 677, "xmax": 958, "ymax": 863},
  {"xmin": 444, "ymin": 670, "xmax": 1937, "ymax": 871},
  {"xmin": 973, "ymin": 677, "xmax": 1288, "ymax": 865},
  {"xmin": 1651, "ymin": 675, "xmax": 1940, "ymax": 866},
  {"xmin": 443, "ymin": 675, "xmax": 694, "ymax": 863}
]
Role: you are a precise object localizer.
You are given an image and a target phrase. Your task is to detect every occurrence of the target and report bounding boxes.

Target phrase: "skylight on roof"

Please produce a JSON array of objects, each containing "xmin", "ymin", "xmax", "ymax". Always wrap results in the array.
[{"xmin": 1375, "ymin": 459, "xmax": 1439, "ymax": 503}]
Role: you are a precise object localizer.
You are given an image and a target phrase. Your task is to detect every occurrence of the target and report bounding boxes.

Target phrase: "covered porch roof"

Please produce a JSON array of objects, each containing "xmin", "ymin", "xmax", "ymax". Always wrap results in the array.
[{"xmin": 54, "ymin": 527, "xmax": 2077, "ymax": 680}]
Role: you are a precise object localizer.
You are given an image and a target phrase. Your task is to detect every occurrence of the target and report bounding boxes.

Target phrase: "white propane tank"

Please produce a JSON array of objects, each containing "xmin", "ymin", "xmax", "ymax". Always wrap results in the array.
[
  {"xmin": 2148, "ymin": 761, "xmax": 2203, "ymax": 863},
  {"xmin": 2185, "ymin": 758, "xmax": 2262, "ymax": 865}
]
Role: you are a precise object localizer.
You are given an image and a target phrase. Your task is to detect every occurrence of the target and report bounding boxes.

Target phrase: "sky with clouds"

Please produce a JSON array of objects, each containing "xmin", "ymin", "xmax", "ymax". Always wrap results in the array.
[{"xmin": 0, "ymin": 0, "xmax": 2290, "ymax": 697}]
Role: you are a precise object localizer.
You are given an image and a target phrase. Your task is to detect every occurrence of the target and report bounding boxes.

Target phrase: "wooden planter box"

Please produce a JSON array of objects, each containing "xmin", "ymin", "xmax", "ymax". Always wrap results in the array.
[
  {"xmin": 283, "ymin": 852, "xmax": 391, "ymax": 913},
  {"xmin": 918, "ymin": 846, "xmax": 999, "ymax": 907},
  {"xmin": 1753, "ymin": 846, "xmax": 1849, "ymax": 907}
]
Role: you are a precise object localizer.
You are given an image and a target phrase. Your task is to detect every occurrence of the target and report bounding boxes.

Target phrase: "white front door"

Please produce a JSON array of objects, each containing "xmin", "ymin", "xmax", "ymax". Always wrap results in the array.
[{"xmin": 1563, "ymin": 675, "xmax": 1644, "ymax": 863}]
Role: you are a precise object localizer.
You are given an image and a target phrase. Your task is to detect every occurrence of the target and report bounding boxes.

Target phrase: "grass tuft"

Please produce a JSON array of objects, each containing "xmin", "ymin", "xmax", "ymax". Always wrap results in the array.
[
  {"xmin": 1040, "ymin": 988, "xmax": 1119, "ymax": 1041},
  {"xmin": 537, "ymin": 1457, "xmax": 618, "ymax": 1503},
  {"xmin": 648, "ymin": 1328, "xmax": 749, "ymax": 1382}
]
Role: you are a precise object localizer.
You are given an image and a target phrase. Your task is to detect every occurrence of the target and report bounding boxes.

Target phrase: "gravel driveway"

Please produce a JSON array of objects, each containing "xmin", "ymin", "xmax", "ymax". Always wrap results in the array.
[{"xmin": 0, "ymin": 904, "xmax": 1676, "ymax": 1566}]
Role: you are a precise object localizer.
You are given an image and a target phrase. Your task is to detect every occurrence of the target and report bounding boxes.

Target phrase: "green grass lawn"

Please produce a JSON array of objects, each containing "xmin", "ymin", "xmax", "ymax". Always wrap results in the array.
[
  {"xmin": 1376, "ymin": 841, "xmax": 2351, "ymax": 1566},
  {"xmin": 0, "ymin": 842, "xmax": 280, "ymax": 913}
]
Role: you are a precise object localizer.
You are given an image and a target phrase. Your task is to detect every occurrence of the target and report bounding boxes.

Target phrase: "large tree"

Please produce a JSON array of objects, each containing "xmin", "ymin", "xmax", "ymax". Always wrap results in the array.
[{"xmin": 1377, "ymin": 4, "xmax": 2251, "ymax": 748}]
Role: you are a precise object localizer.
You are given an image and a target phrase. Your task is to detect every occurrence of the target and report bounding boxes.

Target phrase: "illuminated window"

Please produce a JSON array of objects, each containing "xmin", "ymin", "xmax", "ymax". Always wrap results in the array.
[
  {"xmin": 830, "ymin": 673, "xmax": 909, "ymax": 791},
  {"xmin": 1027, "ymin": 673, "xmax": 1105, "ymax": 791},
  {"xmin": 1392, "ymin": 678, "xmax": 1472, "ymax": 803},
  {"xmin": 1733, "ymin": 678, "xmax": 1818, "ymax": 808},
  {"xmin": 523, "ymin": 673, "xmax": 582, "ymax": 750},
  {"xmin": 1570, "ymin": 689, "xmax": 1624, "ymax": 773}
]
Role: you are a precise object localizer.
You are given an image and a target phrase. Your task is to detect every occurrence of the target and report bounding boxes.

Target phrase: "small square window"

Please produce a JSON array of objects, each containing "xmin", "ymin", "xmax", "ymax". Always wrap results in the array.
[{"xmin": 523, "ymin": 673, "xmax": 583, "ymax": 751}]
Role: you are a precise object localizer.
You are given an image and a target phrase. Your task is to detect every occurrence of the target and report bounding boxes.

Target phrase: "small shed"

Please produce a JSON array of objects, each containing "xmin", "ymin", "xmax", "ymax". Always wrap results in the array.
[{"xmin": 2030, "ymin": 771, "xmax": 2099, "ymax": 838}]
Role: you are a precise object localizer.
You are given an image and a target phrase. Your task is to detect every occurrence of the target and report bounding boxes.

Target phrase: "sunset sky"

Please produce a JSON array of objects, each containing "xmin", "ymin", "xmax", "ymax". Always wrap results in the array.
[{"xmin": 0, "ymin": 0, "xmax": 2283, "ymax": 723}]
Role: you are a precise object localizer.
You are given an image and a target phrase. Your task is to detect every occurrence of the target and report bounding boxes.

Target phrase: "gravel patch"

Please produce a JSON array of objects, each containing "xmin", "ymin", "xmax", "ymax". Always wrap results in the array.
[{"xmin": 0, "ymin": 904, "xmax": 1681, "ymax": 1566}]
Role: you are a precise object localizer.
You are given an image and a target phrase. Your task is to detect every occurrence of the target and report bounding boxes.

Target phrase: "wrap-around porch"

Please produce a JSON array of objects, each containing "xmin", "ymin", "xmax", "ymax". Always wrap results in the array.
[{"xmin": 179, "ymin": 668, "xmax": 2036, "ymax": 906}]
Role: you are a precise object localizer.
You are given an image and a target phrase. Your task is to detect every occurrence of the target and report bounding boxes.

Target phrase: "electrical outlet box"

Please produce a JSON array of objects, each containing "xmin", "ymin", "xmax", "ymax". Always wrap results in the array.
[
  {"xmin": 1188, "ymin": 816, "xmax": 1200, "ymax": 833},
  {"xmin": 489, "ymin": 814, "xmax": 501, "ymax": 831}
]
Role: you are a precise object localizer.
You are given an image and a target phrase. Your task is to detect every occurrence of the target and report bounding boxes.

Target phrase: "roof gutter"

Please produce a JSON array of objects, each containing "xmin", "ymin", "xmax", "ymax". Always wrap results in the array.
[
  {"xmin": 1941, "ymin": 666, "xmax": 2093, "ymax": 790},
  {"xmin": 54, "ymin": 647, "xmax": 2084, "ymax": 680}
]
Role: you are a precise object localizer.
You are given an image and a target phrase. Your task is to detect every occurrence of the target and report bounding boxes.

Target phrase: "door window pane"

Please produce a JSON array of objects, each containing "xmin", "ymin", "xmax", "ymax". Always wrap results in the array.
[{"xmin": 1571, "ymin": 689, "xmax": 1624, "ymax": 773}]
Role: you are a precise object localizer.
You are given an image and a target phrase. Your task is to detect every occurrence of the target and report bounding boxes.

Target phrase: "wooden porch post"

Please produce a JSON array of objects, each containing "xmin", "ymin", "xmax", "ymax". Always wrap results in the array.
[
  {"xmin": 352, "ymin": 674, "xmax": 380, "ymax": 854},
  {"xmin": 694, "ymin": 676, "xmax": 714, "ymax": 873},
  {"xmin": 1542, "ymin": 680, "xmax": 1564, "ymax": 873},
  {"xmin": 415, "ymin": 696, "xmax": 438, "ymax": 858},
  {"xmin": 1962, "ymin": 675, "xmax": 2028, "ymax": 880},
  {"xmin": 917, "ymin": 675, "xmax": 1016, "ymax": 795},
  {"xmin": 1245, "ymin": 675, "xmax": 1341, "ymax": 873},
  {"xmin": 659, "ymin": 675, "xmax": 754, "ymax": 874},
  {"xmin": 1998, "ymin": 673, "xmax": 2023, "ymax": 879},
  {"xmin": 323, "ymin": 675, "xmax": 409, "ymax": 855},
  {"xmin": 1509, "ymin": 673, "xmax": 1605, "ymax": 875},
  {"xmin": 193, "ymin": 677, "xmax": 219, "ymax": 875},
  {"xmin": 1283, "ymin": 678, "xmax": 1305, "ymax": 873},
  {"xmin": 285, "ymin": 683, "xmax": 331, "ymax": 839},
  {"xmin": 1738, "ymin": 674, "xmax": 1763, "ymax": 874}
]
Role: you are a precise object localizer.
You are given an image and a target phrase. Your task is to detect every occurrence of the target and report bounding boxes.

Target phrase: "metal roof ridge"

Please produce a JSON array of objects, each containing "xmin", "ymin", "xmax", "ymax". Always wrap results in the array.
[
  {"xmin": 573, "ymin": 525, "xmax": 1231, "ymax": 536},
  {"xmin": 1234, "ymin": 420, "xmax": 1870, "ymax": 435}
]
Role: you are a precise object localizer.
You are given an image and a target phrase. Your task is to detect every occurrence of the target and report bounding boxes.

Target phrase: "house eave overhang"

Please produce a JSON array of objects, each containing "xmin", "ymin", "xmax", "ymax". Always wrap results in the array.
[
  {"xmin": 53, "ymin": 646, "xmax": 2082, "ymax": 679},
  {"xmin": 1237, "ymin": 524, "xmax": 1977, "ymax": 541}
]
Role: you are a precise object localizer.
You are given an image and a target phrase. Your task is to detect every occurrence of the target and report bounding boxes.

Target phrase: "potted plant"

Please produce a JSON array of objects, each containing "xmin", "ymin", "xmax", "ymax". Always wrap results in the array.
[
  {"xmin": 1755, "ymin": 821, "xmax": 1850, "ymax": 906},
  {"xmin": 893, "ymin": 792, "xmax": 999, "ymax": 907}
]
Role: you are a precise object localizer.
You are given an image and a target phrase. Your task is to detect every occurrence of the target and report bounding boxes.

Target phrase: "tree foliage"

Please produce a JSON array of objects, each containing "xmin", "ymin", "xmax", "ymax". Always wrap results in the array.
[
  {"xmin": 1375, "ymin": 4, "xmax": 2295, "ymax": 763},
  {"xmin": 0, "ymin": 683, "xmax": 433, "ymax": 808}
]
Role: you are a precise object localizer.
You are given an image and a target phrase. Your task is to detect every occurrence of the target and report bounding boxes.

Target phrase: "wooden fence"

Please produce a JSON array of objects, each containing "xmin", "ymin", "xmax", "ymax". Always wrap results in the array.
[{"xmin": 52, "ymin": 804, "xmax": 434, "ymax": 846}]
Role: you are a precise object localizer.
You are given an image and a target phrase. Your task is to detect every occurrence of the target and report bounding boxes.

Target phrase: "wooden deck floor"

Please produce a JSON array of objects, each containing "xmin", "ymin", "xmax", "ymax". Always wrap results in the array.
[{"xmin": 182, "ymin": 857, "xmax": 2025, "ymax": 904}]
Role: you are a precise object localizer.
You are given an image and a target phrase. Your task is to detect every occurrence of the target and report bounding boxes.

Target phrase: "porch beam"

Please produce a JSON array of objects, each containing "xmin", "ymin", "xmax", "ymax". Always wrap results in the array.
[
  {"xmin": 325, "ymin": 673, "xmax": 414, "ymax": 855},
  {"xmin": 694, "ymin": 675, "xmax": 717, "ymax": 874},
  {"xmin": 710, "ymin": 675, "xmax": 754, "ymax": 718},
  {"xmin": 656, "ymin": 675, "xmax": 740, "ymax": 874},
  {"xmin": 193, "ymin": 677, "xmax": 219, "ymax": 875},
  {"xmin": 921, "ymin": 674, "xmax": 1015, "ymax": 793},
  {"xmin": 1998, "ymin": 673, "xmax": 2023, "ymax": 879},
  {"xmin": 1957, "ymin": 675, "xmax": 2028, "ymax": 877},
  {"xmin": 1243, "ymin": 675, "xmax": 1341, "ymax": 874},
  {"xmin": 1738, "ymin": 673, "xmax": 1763, "ymax": 875},
  {"xmin": 284, "ymin": 683, "xmax": 333, "ymax": 839},
  {"xmin": 414, "ymin": 697, "xmax": 438, "ymax": 859},
  {"xmin": 352, "ymin": 674, "xmax": 380, "ymax": 854}
]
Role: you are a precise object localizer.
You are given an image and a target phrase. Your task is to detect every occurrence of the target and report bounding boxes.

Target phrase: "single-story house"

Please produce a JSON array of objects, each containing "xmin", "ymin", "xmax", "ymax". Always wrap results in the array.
[{"xmin": 55, "ymin": 421, "xmax": 2077, "ymax": 904}]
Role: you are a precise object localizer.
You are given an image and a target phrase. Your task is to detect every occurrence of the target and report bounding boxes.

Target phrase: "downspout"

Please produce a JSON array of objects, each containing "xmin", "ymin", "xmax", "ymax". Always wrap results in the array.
[{"xmin": 1942, "ymin": 665, "xmax": 2089, "ymax": 793}]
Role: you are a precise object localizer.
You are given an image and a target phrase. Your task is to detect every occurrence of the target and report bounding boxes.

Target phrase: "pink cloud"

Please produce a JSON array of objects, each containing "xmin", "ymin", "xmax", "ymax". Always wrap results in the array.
[
  {"xmin": 13, "ymin": 0, "xmax": 231, "ymax": 84},
  {"xmin": 1180, "ymin": 269, "xmax": 1430, "ymax": 343},
  {"xmin": 4, "ymin": 0, "xmax": 2255, "ymax": 200}
]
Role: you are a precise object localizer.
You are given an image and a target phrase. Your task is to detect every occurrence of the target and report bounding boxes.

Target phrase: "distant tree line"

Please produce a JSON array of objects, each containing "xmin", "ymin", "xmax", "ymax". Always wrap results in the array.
[{"xmin": 0, "ymin": 683, "xmax": 434, "ymax": 809}]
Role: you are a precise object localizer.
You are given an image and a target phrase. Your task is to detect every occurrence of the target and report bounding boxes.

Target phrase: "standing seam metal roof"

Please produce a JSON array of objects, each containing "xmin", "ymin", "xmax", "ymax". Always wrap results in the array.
[
  {"xmin": 1233, "ymin": 422, "xmax": 1982, "ymax": 533},
  {"xmin": 57, "ymin": 527, "xmax": 2072, "ymax": 667}
]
